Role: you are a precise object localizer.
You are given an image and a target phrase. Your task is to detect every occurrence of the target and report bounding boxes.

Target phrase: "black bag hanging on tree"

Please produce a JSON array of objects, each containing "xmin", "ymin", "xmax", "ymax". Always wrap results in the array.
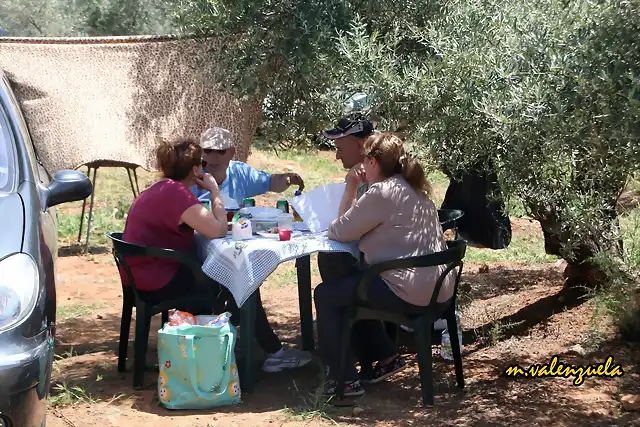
[{"xmin": 441, "ymin": 161, "xmax": 512, "ymax": 249}]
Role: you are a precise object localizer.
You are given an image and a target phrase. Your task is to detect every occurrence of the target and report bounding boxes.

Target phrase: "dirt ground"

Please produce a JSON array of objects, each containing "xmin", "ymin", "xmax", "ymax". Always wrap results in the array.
[
  {"xmin": 47, "ymin": 150, "xmax": 639, "ymax": 426},
  {"xmin": 48, "ymin": 240, "xmax": 640, "ymax": 427}
]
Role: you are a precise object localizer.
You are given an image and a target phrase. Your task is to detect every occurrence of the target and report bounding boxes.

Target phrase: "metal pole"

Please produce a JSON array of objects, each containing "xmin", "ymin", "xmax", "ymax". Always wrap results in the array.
[
  {"xmin": 77, "ymin": 165, "xmax": 91, "ymax": 243},
  {"xmin": 83, "ymin": 167, "xmax": 98, "ymax": 254},
  {"xmin": 126, "ymin": 168, "xmax": 137, "ymax": 198}
]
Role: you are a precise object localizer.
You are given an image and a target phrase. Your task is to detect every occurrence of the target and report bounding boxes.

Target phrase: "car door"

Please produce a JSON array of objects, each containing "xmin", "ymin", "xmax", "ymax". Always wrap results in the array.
[{"xmin": 1, "ymin": 76, "xmax": 58, "ymax": 257}]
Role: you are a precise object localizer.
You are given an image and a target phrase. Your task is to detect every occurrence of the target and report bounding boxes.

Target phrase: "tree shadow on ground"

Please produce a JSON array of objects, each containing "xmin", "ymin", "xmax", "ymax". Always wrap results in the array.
[
  {"xmin": 462, "ymin": 263, "xmax": 564, "ymax": 302},
  {"xmin": 51, "ymin": 262, "xmax": 637, "ymax": 425}
]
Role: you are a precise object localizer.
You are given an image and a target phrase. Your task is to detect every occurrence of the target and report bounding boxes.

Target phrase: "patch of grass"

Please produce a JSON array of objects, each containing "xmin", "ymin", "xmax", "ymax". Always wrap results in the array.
[
  {"xmin": 48, "ymin": 376, "xmax": 102, "ymax": 408},
  {"xmin": 589, "ymin": 208, "xmax": 640, "ymax": 342},
  {"xmin": 57, "ymin": 167, "xmax": 155, "ymax": 247},
  {"xmin": 280, "ymin": 379, "xmax": 338, "ymax": 425},
  {"xmin": 487, "ymin": 319, "xmax": 526, "ymax": 345},
  {"xmin": 263, "ymin": 255, "xmax": 321, "ymax": 289},
  {"xmin": 621, "ymin": 208, "xmax": 640, "ymax": 270},
  {"xmin": 57, "ymin": 303, "xmax": 104, "ymax": 322},
  {"xmin": 254, "ymin": 147, "xmax": 345, "ymax": 192},
  {"xmin": 464, "ymin": 230, "xmax": 557, "ymax": 264}
]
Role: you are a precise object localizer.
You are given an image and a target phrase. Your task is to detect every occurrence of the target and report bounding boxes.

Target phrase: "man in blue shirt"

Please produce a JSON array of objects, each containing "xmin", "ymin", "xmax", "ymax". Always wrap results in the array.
[
  {"xmin": 193, "ymin": 126, "xmax": 311, "ymax": 373},
  {"xmin": 193, "ymin": 127, "xmax": 304, "ymax": 207}
]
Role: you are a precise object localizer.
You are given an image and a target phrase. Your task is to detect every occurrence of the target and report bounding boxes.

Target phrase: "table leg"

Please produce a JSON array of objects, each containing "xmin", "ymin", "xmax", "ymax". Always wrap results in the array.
[
  {"xmin": 240, "ymin": 292, "xmax": 257, "ymax": 393},
  {"xmin": 296, "ymin": 255, "xmax": 315, "ymax": 351}
]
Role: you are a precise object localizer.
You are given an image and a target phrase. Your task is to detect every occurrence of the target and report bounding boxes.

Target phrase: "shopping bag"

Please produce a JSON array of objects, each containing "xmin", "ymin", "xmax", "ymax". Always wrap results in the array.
[{"xmin": 157, "ymin": 312, "xmax": 241, "ymax": 410}]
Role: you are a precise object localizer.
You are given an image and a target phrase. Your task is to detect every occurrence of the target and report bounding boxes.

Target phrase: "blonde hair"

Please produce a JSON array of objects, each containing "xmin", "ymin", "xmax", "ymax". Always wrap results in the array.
[{"xmin": 362, "ymin": 132, "xmax": 433, "ymax": 198}]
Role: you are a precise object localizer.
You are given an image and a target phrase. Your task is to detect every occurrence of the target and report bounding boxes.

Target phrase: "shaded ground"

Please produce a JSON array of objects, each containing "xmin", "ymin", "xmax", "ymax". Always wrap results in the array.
[{"xmin": 48, "ymin": 253, "xmax": 640, "ymax": 427}]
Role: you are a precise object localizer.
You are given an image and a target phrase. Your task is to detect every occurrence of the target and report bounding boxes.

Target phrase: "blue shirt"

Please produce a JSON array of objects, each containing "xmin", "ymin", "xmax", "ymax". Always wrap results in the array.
[{"xmin": 191, "ymin": 161, "xmax": 272, "ymax": 207}]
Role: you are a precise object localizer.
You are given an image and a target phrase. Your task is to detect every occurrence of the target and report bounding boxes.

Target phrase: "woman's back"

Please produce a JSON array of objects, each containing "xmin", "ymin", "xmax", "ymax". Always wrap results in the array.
[
  {"xmin": 329, "ymin": 175, "xmax": 451, "ymax": 306},
  {"xmin": 123, "ymin": 179, "xmax": 201, "ymax": 291}
]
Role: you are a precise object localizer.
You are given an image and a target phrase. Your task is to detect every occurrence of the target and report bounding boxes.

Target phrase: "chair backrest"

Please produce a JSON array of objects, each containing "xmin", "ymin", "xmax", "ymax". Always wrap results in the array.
[
  {"xmin": 359, "ymin": 239, "xmax": 467, "ymax": 308},
  {"xmin": 107, "ymin": 232, "xmax": 145, "ymax": 297},
  {"xmin": 438, "ymin": 209, "xmax": 465, "ymax": 232},
  {"xmin": 106, "ymin": 231, "xmax": 207, "ymax": 294}
]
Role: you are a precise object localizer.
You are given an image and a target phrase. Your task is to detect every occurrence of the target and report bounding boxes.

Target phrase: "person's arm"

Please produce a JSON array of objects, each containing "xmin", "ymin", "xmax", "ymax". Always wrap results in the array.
[
  {"xmin": 338, "ymin": 179, "xmax": 359, "ymax": 216},
  {"xmin": 328, "ymin": 185, "xmax": 386, "ymax": 242},
  {"xmin": 181, "ymin": 205, "xmax": 227, "ymax": 239},
  {"xmin": 181, "ymin": 173, "xmax": 227, "ymax": 239},
  {"xmin": 270, "ymin": 172, "xmax": 305, "ymax": 193},
  {"xmin": 236, "ymin": 163, "xmax": 273, "ymax": 199},
  {"xmin": 337, "ymin": 163, "xmax": 365, "ymax": 216}
]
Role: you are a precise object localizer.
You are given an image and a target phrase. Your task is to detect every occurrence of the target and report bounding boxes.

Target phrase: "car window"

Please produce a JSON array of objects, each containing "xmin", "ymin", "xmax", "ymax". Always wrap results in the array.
[
  {"xmin": 0, "ymin": 108, "xmax": 15, "ymax": 193},
  {"xmin": 2, "ymin": 76, "xmax": 43, "ymax": 182}
]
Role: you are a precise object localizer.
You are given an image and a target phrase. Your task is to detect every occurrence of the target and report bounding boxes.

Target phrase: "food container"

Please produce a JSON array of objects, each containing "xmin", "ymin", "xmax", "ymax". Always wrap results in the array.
[
  {"xmin": 238, "ymin": 207, "xmax": 281, "ymax": 233},
  {"xmin": 277, "ymin": 213, "xmax": 294, "ymax": 231}
]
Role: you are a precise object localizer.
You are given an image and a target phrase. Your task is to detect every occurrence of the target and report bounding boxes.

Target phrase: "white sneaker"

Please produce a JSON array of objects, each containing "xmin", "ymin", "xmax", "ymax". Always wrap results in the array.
[{"xmin": 262, "ymin": 345, "xmax": 312, "ymax": 372}]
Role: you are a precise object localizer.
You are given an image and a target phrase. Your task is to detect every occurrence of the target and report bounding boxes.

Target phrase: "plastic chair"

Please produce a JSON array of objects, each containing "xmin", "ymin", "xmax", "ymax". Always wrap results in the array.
[
  {"xmin": 107, "ymin": 232, "xmax": 220, "ymax": 389},
  {"xmin": 385, "ymin": 209, "xmax": 466, "ymax": 343},
  {"xmin": 336, "ymin": 239, "xmax": 467, "ymax": 406}
]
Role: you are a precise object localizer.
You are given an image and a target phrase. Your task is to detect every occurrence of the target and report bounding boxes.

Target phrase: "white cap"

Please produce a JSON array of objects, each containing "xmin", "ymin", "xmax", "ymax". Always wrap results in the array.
[{"xmin": 200, "ymin": 127, "xmax": 234, "ymax": 150}]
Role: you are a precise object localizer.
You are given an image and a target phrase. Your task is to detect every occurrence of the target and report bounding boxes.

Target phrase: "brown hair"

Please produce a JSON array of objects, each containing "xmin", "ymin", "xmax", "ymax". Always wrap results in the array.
[
  {"xmin": 362, "ymin": 132, "xmax": 433, "ymax": 198},
  {"xmin": 156, "ymin": 138, "xmax": 202, "ymax": 181}
]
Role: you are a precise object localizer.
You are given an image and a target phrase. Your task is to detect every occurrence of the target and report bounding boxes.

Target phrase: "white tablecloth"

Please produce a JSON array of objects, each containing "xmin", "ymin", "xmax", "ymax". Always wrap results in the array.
[{"xmin": 195, "ymin": 231, "xmax": 359, "ymax": 307}]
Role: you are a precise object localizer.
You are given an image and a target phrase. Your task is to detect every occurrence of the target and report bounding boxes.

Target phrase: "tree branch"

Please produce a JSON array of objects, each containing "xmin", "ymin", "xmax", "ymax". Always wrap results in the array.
[{"xmin": 28, "ymin": 17, "xmax": 43, "ymax": 35}]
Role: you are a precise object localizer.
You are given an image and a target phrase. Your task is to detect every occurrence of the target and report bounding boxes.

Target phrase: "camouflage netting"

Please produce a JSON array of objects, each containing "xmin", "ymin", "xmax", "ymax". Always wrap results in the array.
[{"xmin": 0, "ymin": 35, "xmax": 261, "ymax": 174}]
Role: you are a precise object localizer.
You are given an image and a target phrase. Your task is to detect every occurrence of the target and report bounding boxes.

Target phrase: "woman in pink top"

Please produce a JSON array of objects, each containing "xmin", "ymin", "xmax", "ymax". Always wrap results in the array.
[
  {"xmin": 122, "ymin": 138, "xmax": 228, "ymax": 303},
  {"xmin": 314, "ymin": 132, "xmax": 452, "ymax": 397},
  {"xmin": 123, "ymin": 138, "xmax": 311, "ymax": 371}
]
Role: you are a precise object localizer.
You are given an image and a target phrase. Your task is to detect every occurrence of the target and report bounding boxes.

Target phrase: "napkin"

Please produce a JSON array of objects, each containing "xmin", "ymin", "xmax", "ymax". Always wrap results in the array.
[{"xmin": 288, "ymin": 183, "xmax": 345, "ymax": 232}]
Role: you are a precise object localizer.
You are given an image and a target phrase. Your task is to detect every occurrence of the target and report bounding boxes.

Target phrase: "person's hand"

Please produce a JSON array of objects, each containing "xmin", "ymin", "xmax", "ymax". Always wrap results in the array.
[
  {"xmin": 346, "ymin": 163, "xmax": 366, "ymax": 186},
  {"xmin": 196, "ymin": 172, "xmax": 220, "ymax": 194},
  {"xmin": 287, "ymin": 173, "xmax": 305, "ymax": 192}
]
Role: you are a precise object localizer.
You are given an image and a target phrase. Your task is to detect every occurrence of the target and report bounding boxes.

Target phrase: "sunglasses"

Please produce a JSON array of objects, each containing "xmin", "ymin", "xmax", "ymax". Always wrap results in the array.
[{"xmin": 203, "ymin": 148, "xmax": 228, "ymax": 155}]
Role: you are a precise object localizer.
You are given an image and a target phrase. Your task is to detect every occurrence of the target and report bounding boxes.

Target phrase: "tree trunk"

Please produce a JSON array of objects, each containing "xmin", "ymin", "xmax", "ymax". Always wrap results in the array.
[{"xmin": 534, "ymin": 206, "xmax": 622, "ymax": 289}]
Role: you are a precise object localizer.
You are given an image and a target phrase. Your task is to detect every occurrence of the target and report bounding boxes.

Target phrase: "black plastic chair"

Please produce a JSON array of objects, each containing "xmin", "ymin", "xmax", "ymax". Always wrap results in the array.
[
  {"xmin": 107, "ymin": 232, "xmax": 218, "ymax": 389},
  {"xmin": 336, "ymin": 239, "xmax": 467, "ymax": 406},
  {"xmin": 384, "ymin": 209, "xmax": 465, "ymax": 342}
]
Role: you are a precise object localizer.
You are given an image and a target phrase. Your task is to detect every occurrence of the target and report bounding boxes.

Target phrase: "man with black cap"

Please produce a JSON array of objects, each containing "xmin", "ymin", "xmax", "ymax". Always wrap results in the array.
[{"xmin": 317, "ymin": 116, "xmax": 376, "ymax": 282}]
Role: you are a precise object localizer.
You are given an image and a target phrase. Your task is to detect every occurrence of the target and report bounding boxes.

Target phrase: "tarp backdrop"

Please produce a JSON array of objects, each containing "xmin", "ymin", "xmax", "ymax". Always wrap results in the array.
[{"xmin": 0, "ymin": 35, "xmax": 261, "ymax": 174}]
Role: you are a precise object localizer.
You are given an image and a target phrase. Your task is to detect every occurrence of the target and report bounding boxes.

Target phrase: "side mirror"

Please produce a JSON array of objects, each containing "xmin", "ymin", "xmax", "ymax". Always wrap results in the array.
[{"xmin": 42, "ymin": 170, "xmax": 93, "ymax": 210}]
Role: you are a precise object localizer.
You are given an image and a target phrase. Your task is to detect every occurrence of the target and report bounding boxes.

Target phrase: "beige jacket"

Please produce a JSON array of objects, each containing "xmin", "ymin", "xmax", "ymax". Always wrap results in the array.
[{"xmin": 328, "ymin": 175, "xmax": 454, "ymax": 306}]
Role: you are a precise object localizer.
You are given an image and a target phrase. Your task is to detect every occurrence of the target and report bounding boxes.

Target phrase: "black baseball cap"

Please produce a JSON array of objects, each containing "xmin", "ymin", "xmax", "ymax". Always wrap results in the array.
[{"xmin": 322, "ymin": 117, "xmax": 374, "ymax": 140}]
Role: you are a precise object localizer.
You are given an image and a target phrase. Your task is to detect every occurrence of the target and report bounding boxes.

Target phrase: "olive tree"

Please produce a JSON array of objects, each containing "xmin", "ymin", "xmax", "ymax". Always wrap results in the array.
[
  {"xmin": 0, "ymin": 0, "xmax": 174, "ymax": 36},
  {"xmin": 175, "ymin": 0, "xmax": 640, "ymax": 287}
]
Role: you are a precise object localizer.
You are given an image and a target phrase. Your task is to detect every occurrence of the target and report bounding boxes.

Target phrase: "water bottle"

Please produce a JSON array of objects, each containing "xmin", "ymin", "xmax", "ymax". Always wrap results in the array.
[
  {"xmin": 440, "ymin": 312, "xmax": 463, "ymax": 361},
  {"xmin": 440, "ymin": 330, "xmax": 453, "ymax": 360}
]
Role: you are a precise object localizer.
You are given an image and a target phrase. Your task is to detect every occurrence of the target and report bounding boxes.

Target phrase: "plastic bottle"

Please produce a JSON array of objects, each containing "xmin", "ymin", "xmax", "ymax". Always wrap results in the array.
[
  {"xmin": 440, "ymin": 312, "xmax": 463, "ymax": 361},
  {"xmin": 291, "ymin": 189, "xmax": 303, "ymax": 222}
]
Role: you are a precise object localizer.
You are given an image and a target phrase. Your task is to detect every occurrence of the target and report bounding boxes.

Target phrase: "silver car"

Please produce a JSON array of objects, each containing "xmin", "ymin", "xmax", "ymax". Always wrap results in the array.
[{"xmin": 0, "ymin": 70, "xmax": 92, "ymax": 427}]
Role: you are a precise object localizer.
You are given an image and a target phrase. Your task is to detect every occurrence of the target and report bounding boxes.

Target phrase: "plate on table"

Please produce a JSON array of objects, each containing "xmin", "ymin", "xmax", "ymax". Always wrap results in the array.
[
  {"xmin": 256, "ymin": 230, "xmax": 301, "ymax": 240},
  {"xmin": 256, "ymin": 231, "xmax": 280, "ymax": 239}
]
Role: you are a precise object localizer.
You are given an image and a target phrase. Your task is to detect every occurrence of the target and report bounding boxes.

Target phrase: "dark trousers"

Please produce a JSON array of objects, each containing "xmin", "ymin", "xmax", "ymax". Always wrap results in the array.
[
  {"xmin": 314, "ymin": 272, "xmax": 425, "ymax": 382},
  {"xmin": 138, "ymin": 266, "xmax": 282, "ymax": 354},
  {"xmin": 318, "ymin": 251, "xmax": 361, "ymax": 283}
]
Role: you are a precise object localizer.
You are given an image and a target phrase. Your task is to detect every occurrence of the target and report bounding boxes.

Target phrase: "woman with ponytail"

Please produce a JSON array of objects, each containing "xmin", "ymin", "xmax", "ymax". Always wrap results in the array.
[{"xmin": 314, "ymin": 132, "xmax": 453, "ymax": 397}]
